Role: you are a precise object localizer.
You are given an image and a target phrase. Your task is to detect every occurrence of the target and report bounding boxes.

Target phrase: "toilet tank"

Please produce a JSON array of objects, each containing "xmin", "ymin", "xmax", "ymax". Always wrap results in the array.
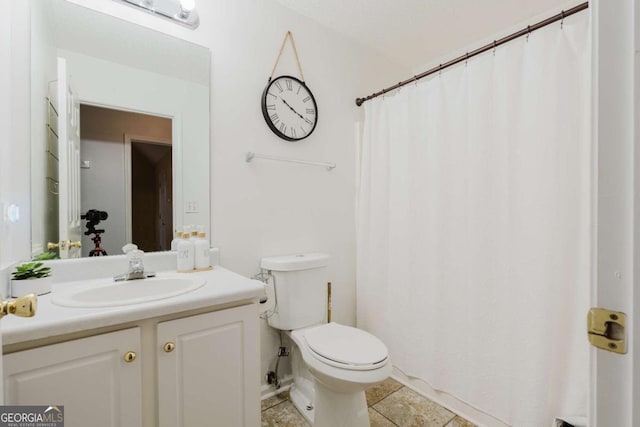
[{"xmin": 261, "ymin": 253, "xmax": 329, "ymax": 331}]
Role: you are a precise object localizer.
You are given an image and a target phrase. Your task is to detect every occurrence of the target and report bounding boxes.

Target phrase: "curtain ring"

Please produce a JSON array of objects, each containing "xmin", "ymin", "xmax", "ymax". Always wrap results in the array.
[
  {"xmin": 493, "ymin": 41, "xmax": 497, "ymax": 56},
  {"xmin": 413, "ymin": 75, "xmax": 419, "ymax": 86},
  {"xmin": 439, "ymin": 64, "xmax": 443, "ymax": 76},
  {"xmin": 465, "ymin": 52, "xmax": 469, "ymax": 66},
  {"xmin": 560, "ymin": 10, "xmax": 565, "ymax": 29},
  {"xmin": 397, "ymin": 82, "xmax": 402, "ymax": 93},
  {"xmin": 526, "ymin": 25, "xmax": 531, "ymax": 41}
]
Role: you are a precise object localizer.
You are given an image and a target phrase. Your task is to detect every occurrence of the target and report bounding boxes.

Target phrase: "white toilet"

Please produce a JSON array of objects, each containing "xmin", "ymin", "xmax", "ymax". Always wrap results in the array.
[{"xmin": 262, "ymin": 253, "xmax": 391, "ymax": 427}]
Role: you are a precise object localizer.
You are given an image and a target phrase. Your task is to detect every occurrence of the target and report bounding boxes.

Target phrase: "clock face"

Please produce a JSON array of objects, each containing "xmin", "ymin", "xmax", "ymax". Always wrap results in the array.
[{"xmin": 261, "ymin": 75, "xmax": 318, "ymax": 141}]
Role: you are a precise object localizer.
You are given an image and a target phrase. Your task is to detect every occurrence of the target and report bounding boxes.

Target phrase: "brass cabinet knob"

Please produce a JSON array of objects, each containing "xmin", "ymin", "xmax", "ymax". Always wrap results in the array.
[
  {"xmin": 47, "ymin": 242, "xmax": 60, "ymax": 250},
  {"xmin": 0, "ymin": 294, "xmax": 37, "ymax": 318},
  {"xmin": 68, "ymin": 241, "xmax": 82, "ymax": 249},
  {"xmin": 163, "ymin": 342, "xmax": 175, "ymax": 353},
  {"xmin": 124, "ymin": 351, "xmax": 137, "ymax": 363}
]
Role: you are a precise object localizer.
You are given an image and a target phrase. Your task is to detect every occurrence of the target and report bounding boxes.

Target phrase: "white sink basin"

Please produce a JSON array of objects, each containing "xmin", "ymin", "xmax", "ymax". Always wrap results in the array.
[{"xmin": 51, "ymin": 275, "xmax": 206, "ymax": 308}]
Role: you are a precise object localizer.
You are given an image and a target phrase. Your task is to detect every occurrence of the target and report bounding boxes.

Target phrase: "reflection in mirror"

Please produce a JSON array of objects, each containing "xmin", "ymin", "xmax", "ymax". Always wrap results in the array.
[
  {"xmin": 30, "ymin": 0, "xmax": 210, "ymax": 259},
  {"xmin": 80, "ymin": 105, "xmax": 173, "ymax": 256}
]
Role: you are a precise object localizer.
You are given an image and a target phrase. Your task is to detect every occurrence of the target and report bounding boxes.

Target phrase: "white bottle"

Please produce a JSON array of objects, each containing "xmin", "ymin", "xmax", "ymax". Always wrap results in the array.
[
  {"xmin": 194, "ymin": 231, "xmax": 210, "ymax": 270},
  {"xmin": 176, "ymin": 232, "xmax": 195, "ymax": 272},
  {"xmin": 170, "ymin": 229, "xmax": 182, "ymax": 251}
]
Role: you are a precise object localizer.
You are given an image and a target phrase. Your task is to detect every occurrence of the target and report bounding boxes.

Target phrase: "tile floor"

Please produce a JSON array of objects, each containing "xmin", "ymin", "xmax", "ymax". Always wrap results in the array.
[{"xmin": 261, "ymin": 377, "xmax": 477, "ymax": 427}]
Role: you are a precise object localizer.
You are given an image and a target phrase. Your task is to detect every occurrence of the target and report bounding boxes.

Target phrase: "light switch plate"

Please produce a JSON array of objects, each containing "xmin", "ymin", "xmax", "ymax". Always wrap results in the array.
[{"xmin": 185, "ymin": 201, "xmax": 199, "ymax": 213}]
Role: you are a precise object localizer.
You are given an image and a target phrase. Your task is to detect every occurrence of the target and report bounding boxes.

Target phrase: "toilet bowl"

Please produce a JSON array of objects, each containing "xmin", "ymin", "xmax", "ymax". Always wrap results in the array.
[
  {"xmin": 287, "ymin": 323, "xmax": 391, "ymax": 427},
  {"xmin": 261, "ymin": 253, "xmax": 391, "ymax": 427}
]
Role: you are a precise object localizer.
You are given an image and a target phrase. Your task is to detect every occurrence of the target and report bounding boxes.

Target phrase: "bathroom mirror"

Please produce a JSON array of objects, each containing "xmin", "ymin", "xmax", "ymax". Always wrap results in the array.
[{"xmin": 29, "ymin": 0, "xmax": 210, "ymax": 259}]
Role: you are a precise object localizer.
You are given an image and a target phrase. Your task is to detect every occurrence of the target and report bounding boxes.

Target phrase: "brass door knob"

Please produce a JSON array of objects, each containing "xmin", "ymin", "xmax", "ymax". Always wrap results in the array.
[
  {"xmin": 163, "ymin": 342, "xmax": 175, "ymax": 353},
  {"xmin": 124, "ymin": 351, "xmax": 137, "ymax": 363},
  {"xmin": 47, "ymin": 240, "xmax": 81, "ymax": 250},
  {"xmin": 0, "ymin": 294, "xmax": 37, "ymax": 318}
]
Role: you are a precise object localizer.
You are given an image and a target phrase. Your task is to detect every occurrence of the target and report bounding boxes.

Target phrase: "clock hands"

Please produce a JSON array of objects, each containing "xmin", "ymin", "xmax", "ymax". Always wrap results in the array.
[{"xmin": 280, "ymin": 97, "xmax": 304, "ymax": 120}]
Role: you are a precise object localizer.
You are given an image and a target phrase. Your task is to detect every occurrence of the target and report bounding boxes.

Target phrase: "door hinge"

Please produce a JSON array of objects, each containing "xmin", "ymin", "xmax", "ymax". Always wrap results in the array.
[{"xmin": 587, "ymin": 308, "xmax": 626, "ymax": 354}]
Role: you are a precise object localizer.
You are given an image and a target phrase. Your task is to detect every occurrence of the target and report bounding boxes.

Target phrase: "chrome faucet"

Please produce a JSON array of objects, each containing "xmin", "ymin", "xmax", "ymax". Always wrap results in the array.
[{"xmin": 114, "ymin": 244, "xmax": 156, "ymax": 282}]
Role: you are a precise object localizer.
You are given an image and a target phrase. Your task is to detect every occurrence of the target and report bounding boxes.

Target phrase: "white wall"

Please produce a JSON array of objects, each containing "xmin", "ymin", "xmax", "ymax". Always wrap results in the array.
[
  {"xmin": 0, "ymin": 0, "xmax": 30, "ymax": 273},
  {"xmin": 59, "ymin": 0, "xmax": 405, "ymax": 388},
  {"xmin": 207, "ymin": 0, "xmax": 404, "ymax": 387}
]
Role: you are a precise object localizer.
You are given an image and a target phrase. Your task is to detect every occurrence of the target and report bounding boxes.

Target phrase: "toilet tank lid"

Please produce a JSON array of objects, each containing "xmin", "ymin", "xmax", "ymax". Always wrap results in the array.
[{"xmin": 261, "ymin": 253, "xmax": 329, "ymax": 271}]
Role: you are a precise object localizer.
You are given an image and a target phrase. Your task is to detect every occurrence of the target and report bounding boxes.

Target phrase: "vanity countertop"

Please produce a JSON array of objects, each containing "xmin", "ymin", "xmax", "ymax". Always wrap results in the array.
[{"xmin": 1, "ymin": 266, "xmax": 264, "ymax": 346}]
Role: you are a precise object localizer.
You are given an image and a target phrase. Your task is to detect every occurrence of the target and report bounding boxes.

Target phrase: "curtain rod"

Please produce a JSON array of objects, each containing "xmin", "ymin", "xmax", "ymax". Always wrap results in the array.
[{"xmin": 355, "ymin": 1, "xmax": 588, "ymax": 107}]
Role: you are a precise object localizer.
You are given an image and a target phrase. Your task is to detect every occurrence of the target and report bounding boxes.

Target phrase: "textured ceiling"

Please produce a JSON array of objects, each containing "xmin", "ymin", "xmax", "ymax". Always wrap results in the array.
[{"xmin": 273, "ymin": 0, "xmax": 582, "ymax": 70}]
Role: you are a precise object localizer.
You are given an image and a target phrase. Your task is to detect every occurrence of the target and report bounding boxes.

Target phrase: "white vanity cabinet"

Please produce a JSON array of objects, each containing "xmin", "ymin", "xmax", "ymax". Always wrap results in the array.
[
  {"xmin": 3, "ymin": 303, "xmax": 260, "ymax": 427},
  {"xmin": 3, "ymin": 328, "xmax": 143, "ymax": 427},
  {"xmin": 157, "ymin": 304, "xmax": 260, "ymax": 427}
]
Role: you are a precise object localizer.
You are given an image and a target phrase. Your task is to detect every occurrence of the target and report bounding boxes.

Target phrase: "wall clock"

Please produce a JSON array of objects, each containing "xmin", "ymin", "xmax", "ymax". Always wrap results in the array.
[{"xmin": 261, "ymin": 75, "xmax": 318, "ymax": 141}]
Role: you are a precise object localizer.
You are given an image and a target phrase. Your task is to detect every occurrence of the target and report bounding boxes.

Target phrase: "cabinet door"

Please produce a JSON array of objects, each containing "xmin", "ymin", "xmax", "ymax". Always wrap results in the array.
[
  {"xmin": 157, "ymin": 304, "xmax": 259, "ymax": 427},
  {"xmin": 4, "ymin": 328, "xmax": 142, "ymax": 427}
]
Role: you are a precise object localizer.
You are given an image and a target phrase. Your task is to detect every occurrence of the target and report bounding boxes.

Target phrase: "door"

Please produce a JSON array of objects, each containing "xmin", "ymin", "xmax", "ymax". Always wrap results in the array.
[
  {"xmin": 57, "ymin": 57, "xmax": 82, "ymax": 259},
  {"xmin": 590, "ymin": 0, "xmax": 637, "ymax": 425},
  {"xmin": 157, "ymin": 305, "xmax": 260, "ymax": 427},
  {"xmin": 3, "ymin": 328, "xmax": 142, "ymax": 427},
  {"xmin": 124, "ymin": 134, "xmax": 172, "ymax": 251}
]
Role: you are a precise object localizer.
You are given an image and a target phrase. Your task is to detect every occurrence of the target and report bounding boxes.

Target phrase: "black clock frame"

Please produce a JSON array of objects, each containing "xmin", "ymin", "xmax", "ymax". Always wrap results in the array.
[{"xmin": 261, "ymin": 75, "xmax": 318, "ymax": 142}]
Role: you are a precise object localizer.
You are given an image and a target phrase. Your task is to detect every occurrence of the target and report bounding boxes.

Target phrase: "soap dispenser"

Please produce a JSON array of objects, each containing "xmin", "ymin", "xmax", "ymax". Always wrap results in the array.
[
  {"xmin": 194, "ymin": 231, "xmax": 210, "ymax": 270},
  {"xmin": 176, "ymin": 232, "xmax": 195, "ymax": 272},
  {"xmin": 170, "ymin": 229, "xmax": 182, "ymax": 251}
]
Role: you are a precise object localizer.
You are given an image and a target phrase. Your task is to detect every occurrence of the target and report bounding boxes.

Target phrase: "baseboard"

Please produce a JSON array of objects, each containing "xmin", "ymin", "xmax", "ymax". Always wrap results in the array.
[{"xmin": 391, "ymin": 366, "xmax": 508, "ymax": 427}]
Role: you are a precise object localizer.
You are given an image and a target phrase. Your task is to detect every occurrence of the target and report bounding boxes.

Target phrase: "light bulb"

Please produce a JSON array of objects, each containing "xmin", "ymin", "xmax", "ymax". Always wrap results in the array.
[{"xmin": 180, "ymin": 0, "xmax": 195, "ymax": 14}]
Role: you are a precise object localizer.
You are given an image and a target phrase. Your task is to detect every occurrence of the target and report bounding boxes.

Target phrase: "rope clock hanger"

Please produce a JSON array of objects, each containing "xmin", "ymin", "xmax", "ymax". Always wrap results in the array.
[{"xmin": 261, "ymin": 31, "xmax": 318, "ymax": 142}]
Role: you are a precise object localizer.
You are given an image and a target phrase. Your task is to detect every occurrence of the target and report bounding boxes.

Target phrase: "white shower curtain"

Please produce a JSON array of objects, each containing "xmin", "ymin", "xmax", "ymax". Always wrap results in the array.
[{"xmin": 357, "ymin": 12, "xmax": 589, "ymax": 427}]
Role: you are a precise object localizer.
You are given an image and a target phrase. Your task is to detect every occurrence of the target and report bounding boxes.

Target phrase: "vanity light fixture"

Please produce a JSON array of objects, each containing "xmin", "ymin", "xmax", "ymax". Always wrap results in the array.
[{"xmin": 114, "ymin": 0, "xmax": 200, "ymax": 29}]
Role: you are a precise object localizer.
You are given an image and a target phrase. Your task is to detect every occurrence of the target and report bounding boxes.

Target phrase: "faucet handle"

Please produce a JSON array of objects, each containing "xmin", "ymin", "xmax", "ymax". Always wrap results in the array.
[
  {"xmin": 129, "ymin": 249, "xmax": 144, "ymax": 260},
  {"xmin": 123, "ymin": 243, "xmax": 144, "ymax": 263},
  {"xmin": 122, "ymin": 243, "xmax": 138, "ymax": 254}
]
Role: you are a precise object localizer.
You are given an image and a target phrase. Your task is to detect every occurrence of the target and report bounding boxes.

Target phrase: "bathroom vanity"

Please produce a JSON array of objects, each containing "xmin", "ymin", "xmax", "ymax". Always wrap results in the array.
[{"xmin": 1, "ymin": 263, "xmax": 262, "ymax": 427}]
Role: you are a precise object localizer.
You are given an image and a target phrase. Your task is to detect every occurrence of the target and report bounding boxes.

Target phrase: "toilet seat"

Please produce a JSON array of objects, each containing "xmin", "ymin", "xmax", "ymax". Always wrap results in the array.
[{"xmin": 302, "ymin": 323, "xmax": 388, "ymax": 371}]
